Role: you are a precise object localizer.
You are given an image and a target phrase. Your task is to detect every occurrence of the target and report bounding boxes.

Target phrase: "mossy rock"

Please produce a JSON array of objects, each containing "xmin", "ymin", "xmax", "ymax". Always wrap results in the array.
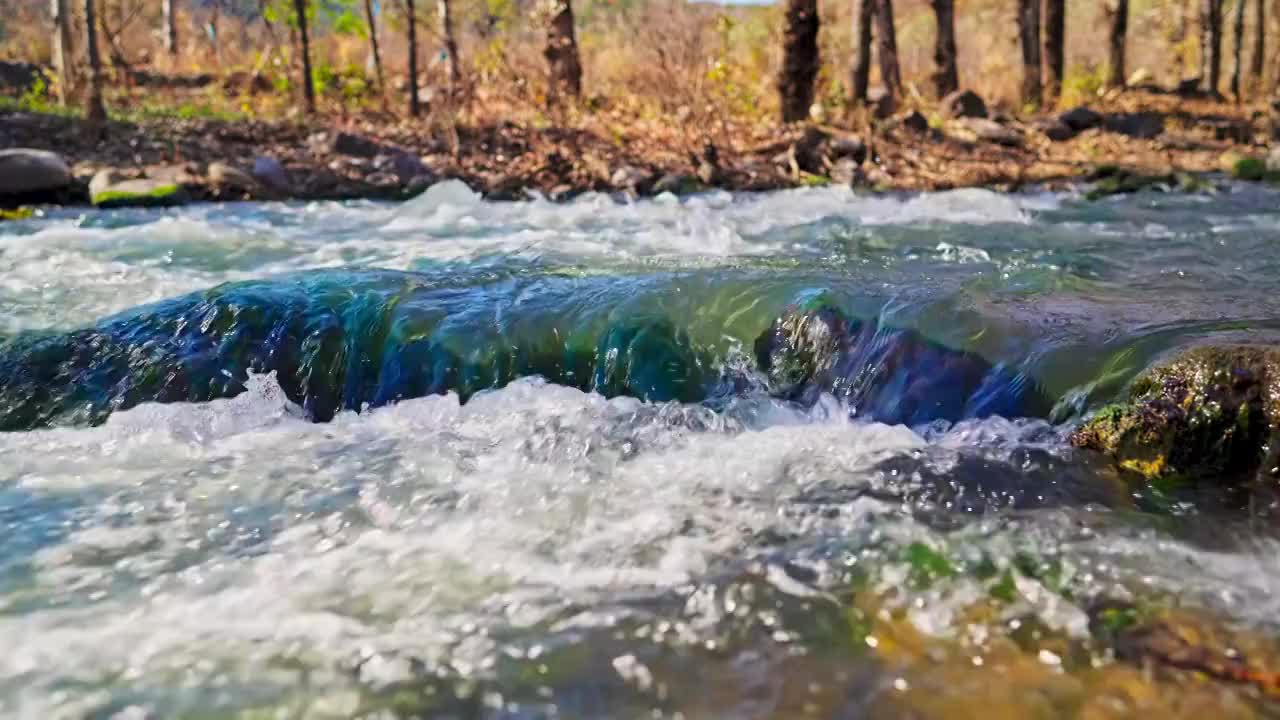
[
  {"xmin": 91, "ymin": 180, "xmax": 189, "ymax": 209},
  {"xmin": 0, "ymin": 207, "xmax": 33, "ymax": 221},
  {"xmin": 1221, "ymin": 151, "xmax": 1267, "ymax": 181},
  {"xmin": 1071, "ymin": 345, "xmax": 1280, "ymax": 482},
  {"xmin": 1085, "ymin": 170, "xmax": 1173, "ymax": 200}
]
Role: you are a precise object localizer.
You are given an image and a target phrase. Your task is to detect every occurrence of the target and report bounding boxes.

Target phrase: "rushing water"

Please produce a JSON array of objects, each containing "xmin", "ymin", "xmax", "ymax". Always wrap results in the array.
[{"xmin": 4, "ymin": 181, "xmax": 1280, "ymax": 719}]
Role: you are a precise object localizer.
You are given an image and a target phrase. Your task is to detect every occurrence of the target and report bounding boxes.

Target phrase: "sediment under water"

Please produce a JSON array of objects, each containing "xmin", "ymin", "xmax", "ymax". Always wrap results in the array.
[{"xmin": 4, "ymin": 182, "xmax": 1280, "ymax": 718}]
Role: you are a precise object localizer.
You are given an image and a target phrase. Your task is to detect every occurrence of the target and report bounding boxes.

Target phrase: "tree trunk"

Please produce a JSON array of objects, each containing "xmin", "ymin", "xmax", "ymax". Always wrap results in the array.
[
  {"xmin": 438, "ymin": 0, "xmax": 460, "ymax": 98},
  {"xmin": 51, "ymin": 0, "xmax": 75, "ymax": 103},
  {"xmin": 1179, "ymin": 0, "xmax": 1196, "ymax": 78},
  {"xmin": 930, "ymin": 0, "xmax": 959, "ymax": 97},
  {"xmin": 544, "ymin": 0, "xmax": 583, "ymax": 104},
  {"xmin": 162, "ymin": 0, "xmax": 178, "ymax": 57},
  {"xmin": 778, "ymin": 0, "xmax": 819, "ymax": 122},
  {"xmin": 83, "ymin": 0, "xmax": 107, "ymax": 126},
  {"xmin": 1017, "ymin": 0, "xmax": 1042, "ymax": 102},
  {"xmin": 849, "ymin": 0, "xmax": 874, "ymax": 105},
  {"xmin": 293, "ymin": 0, "xmax": 315, "ymax": 113},
  {"xmin": 874, "ymin": 0, "xmax": 902, "ymax": 102},
  {"xmin": 1231, "ymin": 0, "xmax": 1246, "ymax": 96},
  {"xmin": 1199, "ymin": 0, "xmax": 1210, "ymax": 81},
  {"xmin": 1249, "ymin": 0, "xmax": 1264, "ymax": 85},
  {"xmin": 406, "ymin": 0, "xmax": 420, "ymax": 115},
  {"xmin": 362, "ymin": 0, "xmax": 384, "ymax": 93},
  {"xmin": 209, "ymin": 3, "xmax": 221, "ymax": 68},
  {"xmin": 1204, "ymin": 0, "xmax": 1224, "ymax": 94},
  {"xmin": 1042, "ymin": 0, "xmax": 1064, "ymax": 103},
  {"xmin": 1107, "ymin": 0, "xmax": 1128, "ymax": 87}
]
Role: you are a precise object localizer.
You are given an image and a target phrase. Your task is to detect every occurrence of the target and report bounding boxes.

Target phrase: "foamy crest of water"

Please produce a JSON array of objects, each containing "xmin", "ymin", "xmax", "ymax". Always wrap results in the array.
[
  {"xmin": 0, "ymin": 375, "xmax": 928, "ymax": 716},
  {"xmin": 0, "ymin": 185, "xmax": 1054, "ymax": 332}
]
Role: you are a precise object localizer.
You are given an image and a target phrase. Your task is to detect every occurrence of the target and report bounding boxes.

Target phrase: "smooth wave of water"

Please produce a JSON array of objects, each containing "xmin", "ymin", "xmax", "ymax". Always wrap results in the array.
[{"xmin": 5, "ymin": 182, "xmax": 1280, "ymax": 718}]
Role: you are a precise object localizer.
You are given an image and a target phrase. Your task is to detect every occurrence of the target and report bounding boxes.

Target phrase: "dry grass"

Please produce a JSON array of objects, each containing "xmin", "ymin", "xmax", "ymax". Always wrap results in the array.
[{"xmin": 1, "ymin": 0, "xmax": 1277, "ymax": 130}]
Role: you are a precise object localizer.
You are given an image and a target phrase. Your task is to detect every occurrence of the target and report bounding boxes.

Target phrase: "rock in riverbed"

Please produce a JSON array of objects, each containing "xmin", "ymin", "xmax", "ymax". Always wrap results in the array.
[
  {"xmin": 941, "ymin": 89, "xmax": 988, "ymax": 119},
  {"xmin": 1059, "ymin": 106, "xmax": 1103, "ymax": 132},
  {"xmin": 89, "ymin": 169, "xmax": 189, "ymax": 208},
  {"xmin": 207, "ymin": 161, "xmax": 257, "ymax": 194},
  {"xmin": 251, "ymin": 156, "xmax": 292, "ymax": 193},
  {"xmin": 0, "ymin": 148, "xmax": 72, "ymax": 198},
  {"xmin": 1071, "ymin": 345, "xmax": 1280, "ymax": 482}
]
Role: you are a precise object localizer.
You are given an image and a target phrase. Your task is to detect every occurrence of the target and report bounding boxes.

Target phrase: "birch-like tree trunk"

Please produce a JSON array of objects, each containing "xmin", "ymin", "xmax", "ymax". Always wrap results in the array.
[{"xmin": 51, "ymin": 0, "xmax": 76, "ymax": 103}]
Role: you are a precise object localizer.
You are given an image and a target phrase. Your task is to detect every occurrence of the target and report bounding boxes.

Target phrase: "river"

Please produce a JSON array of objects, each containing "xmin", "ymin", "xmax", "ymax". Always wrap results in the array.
[{"xmin": 3, "ymin": 181, "xmax": 1280, "ymax": 718}]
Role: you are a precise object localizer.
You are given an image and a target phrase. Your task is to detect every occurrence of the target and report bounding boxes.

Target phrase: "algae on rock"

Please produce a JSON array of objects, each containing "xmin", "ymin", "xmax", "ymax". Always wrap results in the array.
[{"xmin": 1071, "ymin": 345, "xmax": 1280, "ymax": 483}]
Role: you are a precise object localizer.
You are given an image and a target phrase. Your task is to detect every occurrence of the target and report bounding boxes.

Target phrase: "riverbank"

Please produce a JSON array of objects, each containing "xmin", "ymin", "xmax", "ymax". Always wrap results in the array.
[{"xmin": 2, "ymin": 85, "xmax": 1278, "ymax": 208}]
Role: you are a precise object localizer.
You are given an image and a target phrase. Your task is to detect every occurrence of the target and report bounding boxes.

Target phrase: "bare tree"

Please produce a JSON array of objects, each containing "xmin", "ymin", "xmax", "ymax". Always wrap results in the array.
[
  {"xmin": 874, "ymin": 0, "xmax": 902, "ymax": 102},
  {"xmin": 293, "ymin": 0, "xmax": 315, "ymax": 113},
  {"xmin": 439, "ymin": 0, "xmax": 460, "ymax": 98},
  {"xmin": 544, "ymin": 0, "xmax": 583, "ymax": 104},
  {"xmin": 1203, "ymin": 0, "xmax": 1224, "ymax": 94},
  {"xmin": 162, "ymin": 0, "xmax": 178, "ymax": 57},
  {"xmin": 51, "ymin": 0, "xmax": 76, "ymax": 103},
  {"xmin": 84, "ymin": 0, "xmax": 107, "ymax": 127},
  {"xmin": 1231, "ymin": 0, "xmax": 1246, "ymax": 96},
  {"xmin": 1106, "ymin": 0, "xmax": 1128, "ymax": 87},
  {"xmin": 1017, "ymin": 0, "xmax": 1042, "ymax": 102},
  {"xmin": 1249, "ymin": 0, "xmax": 1264, "ymax": 87},
  {"xmin": 849, "ymin": 0, "xmax": 874, "ymax": 106},
  {"xmin": 1042, "ymin": 0, "xmax": 1064, "ymax": 103},
  {"xmin": 362, "ymin": 0, "xmax": 384, "ymax": 93},
  {"xmin": 778, "ymin": 0, "xmax": 819, "ymax": 122},
  {"xmin": 930, "ymin": 0, "xmax": 959, "ymax": 97},
  {"xmin": 406, "ymin": 0, "xmax": 420, "ymax": 115}
]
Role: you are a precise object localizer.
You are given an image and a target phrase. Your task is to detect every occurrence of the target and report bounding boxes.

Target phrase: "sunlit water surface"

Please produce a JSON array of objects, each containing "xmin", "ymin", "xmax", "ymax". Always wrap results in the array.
[{"xmin": 4, "ymin": 182, "xmax": 1280, "ymax": 719}]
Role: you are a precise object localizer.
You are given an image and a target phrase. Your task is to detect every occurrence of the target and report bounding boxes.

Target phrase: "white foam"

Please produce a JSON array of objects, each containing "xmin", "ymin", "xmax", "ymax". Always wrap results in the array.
[
  {"xmin": 0, "ymin": 184, "xmax": 1056, "ymax": 332},
  {"xmin": 0, "ymin": 376, "xmax": 926, "ymax": 715}
]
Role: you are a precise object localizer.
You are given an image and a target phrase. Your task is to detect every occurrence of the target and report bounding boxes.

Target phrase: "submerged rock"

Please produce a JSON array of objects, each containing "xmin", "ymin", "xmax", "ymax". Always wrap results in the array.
[
  {"xmin": 0, "ymin": 272, "xmax": 1053, "ymax": 431},
  {"xmin": 1084, "ymin": 166, "xmax": 1212, "ymax": 200},
  {"xmin": 1071, "ymin": 345, "xmax": 1280, "ymax": 482},
  {"xmin": 754, "ymin": 301, "xmax": 1049, "ymax": 425}
]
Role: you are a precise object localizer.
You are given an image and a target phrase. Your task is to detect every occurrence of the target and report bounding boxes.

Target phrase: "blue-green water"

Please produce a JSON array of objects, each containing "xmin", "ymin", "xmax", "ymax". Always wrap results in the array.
[{"xmin": 3, "ymin": 182, "xmax": 1280, "ymax": 718}]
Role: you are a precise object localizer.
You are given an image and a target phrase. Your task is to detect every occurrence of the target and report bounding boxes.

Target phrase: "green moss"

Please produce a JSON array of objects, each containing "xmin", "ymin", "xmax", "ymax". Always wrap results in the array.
[
  {"xmin": 0, "ymin": 207, "xmax": 34, "ymax": 221},
  {"xmin": 905, "ymin": 542, "xmax": 954, "ymax": 588},
  {"xmin": 989, "ymin": 570, "xmax": 1018, "ymax": 603},
  {"xmin": 1229, "ymin": 156, "xmax": 1267, "ymax": 181},
  {"xmin": 1097, "ymin": 605, "xmax": 1141, "ymax": 634},
  {"xmin": 91, "ymin": 183, "xmax": 184, "ymax": 208},
  {"xmin": 1072, "ymin": 345, "xmax": 1280, "ymax": 484}
]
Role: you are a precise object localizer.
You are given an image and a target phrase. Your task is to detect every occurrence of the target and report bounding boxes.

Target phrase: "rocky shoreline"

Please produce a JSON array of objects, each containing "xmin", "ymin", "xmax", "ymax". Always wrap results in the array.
[{"xmin": 2, "ymin": 87, "xmax": 1279, "ymax": 209}]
